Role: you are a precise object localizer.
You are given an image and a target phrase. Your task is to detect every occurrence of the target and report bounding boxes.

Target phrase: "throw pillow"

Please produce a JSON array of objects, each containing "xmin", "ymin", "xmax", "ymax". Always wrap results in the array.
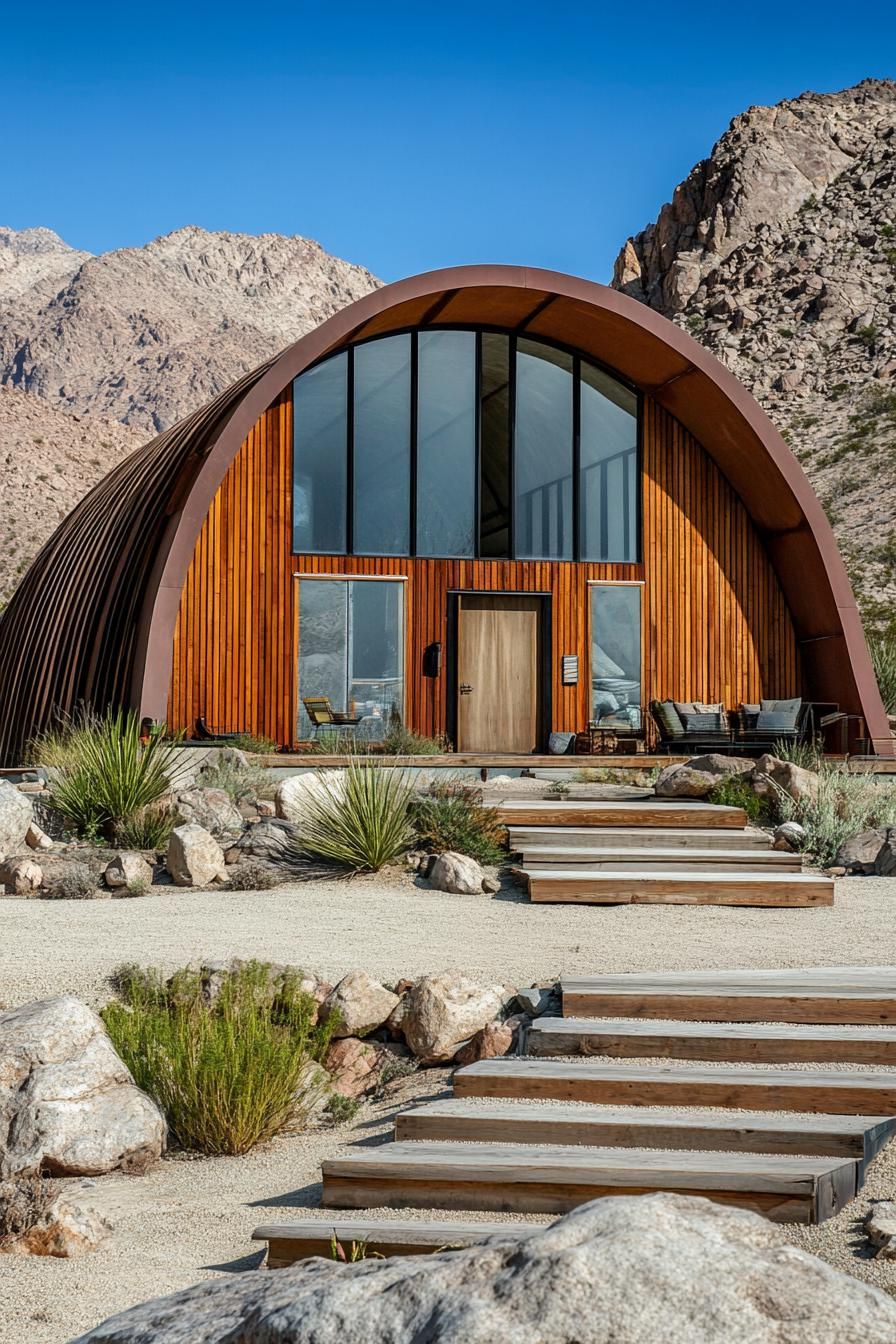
[
  {"xmin": 673, "ymin": 701, "xmax": 697, "ymax": 720},
  {"xmin": 683, "ymin": 712, "xmax": 725, "ymax": 733},
  {"xmin": 694, "ymin": 701, "xmax": 724, "ymax": 715},
  {"xmin": 755, "ymin": 710, "xmax": 798, "ymax": 733},
  {"xmin": 654, "ymin": 700, "xmax": 684, "ymax": 737}
]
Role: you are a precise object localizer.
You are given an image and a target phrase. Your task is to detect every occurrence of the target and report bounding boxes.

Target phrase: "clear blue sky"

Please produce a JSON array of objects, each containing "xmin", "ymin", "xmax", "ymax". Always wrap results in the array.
[{"xmin": 4, "ymin": 1, "xmax": 894, "ymax": 283}]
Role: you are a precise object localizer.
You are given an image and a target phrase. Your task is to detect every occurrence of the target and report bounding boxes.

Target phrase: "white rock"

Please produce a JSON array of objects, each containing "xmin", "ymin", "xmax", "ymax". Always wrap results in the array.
[
  {"xmin": 0, "ymin": 778, "xmax": 32, "ymax": 855},
  {"xmin": 166, "ymin": 824, "xmax": 226, "ymax": 887},
  {"xmin": 73, "ymin": 1193, "xmax": 896, "ymax": 1343},
  {"xmin": 0, "ymin": 996, "xmax": 166, "ymax": 1177},
  {"xmin": 320, "ymin": 971, "xmax": 400, "ymax": 1039},
  {"xmin": 25, "ymin": 821, "xmax": 53, "ymax": 850},
  {"xmin": 428, "ymin": 851, "xmax": 485, "ymax": 895},
  {"xmin": 773, "ymin": 821, "xmax": 807, "ymax": 852},
  {"xmin": 104, "ymin": 851, "xmax": 154, "ymax": 890},
  {"xmin": 0, "ymin": 856, "xmax": 43, "ymax": 894},
  {"xmin": 275, "ymin": 770, "xmax": 346, "ymax": 822},
  {"xmin": 402, "ymin": 970, "xmax": 506, "ymax": 1063},
  {"xmin": 865, "ymin": 1201, "xmax": 896, "ymax": 1259},
  {"xmin": 173, "ymin": 787, "xmax": 243, "ymax": 837}
]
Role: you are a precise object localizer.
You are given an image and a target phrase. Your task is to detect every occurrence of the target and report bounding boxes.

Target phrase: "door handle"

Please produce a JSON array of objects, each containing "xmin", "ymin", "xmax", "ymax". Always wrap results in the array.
[{"xmin": 459, "ymin": 683, "xmax": 474, "ymax": 695}]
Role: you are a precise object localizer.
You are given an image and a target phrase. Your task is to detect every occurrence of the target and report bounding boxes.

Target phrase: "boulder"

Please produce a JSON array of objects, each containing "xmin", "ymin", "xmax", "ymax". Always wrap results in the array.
[
  {"xmin": 320, "ymin": 971, "xmax": 400, "ymax": 1039},
  {"xmin": 275, "ymin": 771, "xmax": 346, "ymax": 823},
  {"xmin": 0, "ymin": 857, "xmax": 43, "ymax": 894},
  {"xmin": 167, "ymin": 745, "xmax": 249, "ymax": 791},
  {"xmin": 402, "ymin": 971, "xmax": 507, "ymax": 1064},
  {"xmin": 0, "ymin": 1178, "xmax": 111, "ymax": 1257},
  {"xmin": 514, "ymin": 985, "xmax": 557, "ymax": 1017},
  {"xmin": 836, "ymin": 829, "xmax": 886, "ymax": 874},
  {"xmin": 166, "ymin": 824, "xmax": 226, "ymax": 887},
  {"xmin": 752, "ymin": 754, "xmax": 819, "ymax": 806},
  {"xmin": 104, "ymin": 851, "xmax": 153, "ymax": 890},
  {"xmin": 654, "ymin": 765, "xmax": 716, "ymax": 798},
  {"xmin": 686, "ymin": 754, "xmax": 753, "ymax": 777},
  {"xmin": 324, "ymin": 1037, "xmax": 390, "ymax": 1098},
  {"xmin": 0, "ymin": 778, "xmax": 32, "ymax": 856},
  {"xmin": 0, "ymin": 996, "xmax": 165, "ymax": 1177},
  {"xmin": 25, "ymin": 821, "xmax": 53, "ymax": 851},
  {"xmin": 773, "ymin": 821, "xmax": 807, "ymax": 852},
  {"xmin": 173, "ymin": 787, "xmax": 243, "ymax": 838},
  {"xmin": 236, "ymin": 817, "xmax": 298, "ymax": 862},
  {"xmin": 482, "ymin": 875, "xmax": 501, "ymax": 894},
  {"xmin": 428, "ymin": 851, "xmax": 485, "ymax": 895},
  {"xmin": 865, "ymin": 1201, "xmax": 896, "ymax": 1259},
  {"xmin": 453, "ymin": 1019, "xmax": 515, "ymax": 1065},
  {"xmin": 874, "ymin": 830, "xmax": 896, "ymax": 878},
  {"xmin": 72, "ymin": 1193, "xmax": 896, "ymax": 1344}
]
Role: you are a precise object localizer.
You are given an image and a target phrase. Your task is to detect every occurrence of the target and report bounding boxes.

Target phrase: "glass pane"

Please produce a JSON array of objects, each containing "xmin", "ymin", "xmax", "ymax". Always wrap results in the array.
[
  {"xmin": 590, "ymin": 584, "xmax": 642, "ymax": 734},
  {"xmin": 580, "ymin": 363, "xmax": 639, "ymax": 561},
  {"xmin": 353, "ymin": 335, "xmax": 411, "ymax": 555},
  {"xmin": 514, "ymin": 339, "xmax": 573, "ymax": 559},
  {"xmin": 292, "ymin": 354, "xmax": 347, "ymax": 554},
  {"xmin": 297, "ymin": 580, "xmax": 348, "ymax": 737},
  {"xmin": 416, "ymin": 330, "xmax": 476, "ymax": 557},
  {"xmin": 480, "ymin": 333, "xmax": 511, "ymax": 558},
  {"xmin": 349, "ymin": 581, "xmax": 405, "ymax": 734}
]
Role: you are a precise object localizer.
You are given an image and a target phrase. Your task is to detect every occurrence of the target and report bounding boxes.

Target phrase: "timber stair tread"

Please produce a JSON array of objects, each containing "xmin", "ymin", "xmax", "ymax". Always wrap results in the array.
[
  {"xmin": 526, "ymin": 1017, "xmax": 896, "ymax": 1064},
  {"xmin": 453, "ymin": 1058, "xmax": 896, "ymax": 1114},
  {"xmin": 251, "ymin": 1217, "xmax": 541, "ymax": 1266},
  {"xmin": 518, "ymin": 846, "xmax": 800, "ymax": 871},
  {"xmin": 496, "ymin": 800, "xmax": 748, "ymax": 829},
  {"xmin": 524, "ymin": 869, "xmax": 833, "ymax": 907},
  {"xmin": 507, "ymin": 825, "xmax": 772, "ymax": 850},
  {"xmin": 394, "ymin": 1098, "xmax": 896, "ymax": 1163},
  {"xmin": 320, "ymin": 1140, "xmax": 857, "ymax": 1223},
  {"xmin": 562, "ymin": 968, "xmax": 896, "ymax": 1023}
]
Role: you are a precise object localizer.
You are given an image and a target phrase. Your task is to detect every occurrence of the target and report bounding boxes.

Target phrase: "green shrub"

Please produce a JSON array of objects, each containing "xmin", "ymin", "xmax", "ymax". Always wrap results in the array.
[
  {"xmin": 411, "ymin": 778, "xmax": 506, "ymax": 865},
  {"xmin": 114, "ymin": 804, "xmax": 179, "ymax": 850},
  {"xmin": 231, "ymin": 733, "xmax": 279, "ymax": 755},
  {"xmin": 309, "ymin": 729, "xmax": 361, "ymax": 755},
  {"xmin": 226, "ymin": 859, "xmax": 283, "ymax": 891},
  {"xmin": 769, "ymin": 737, "xmax": 824, "ymax": 771},
  {"xmin": 706, "ymin": 774, "xmax": 770, "ymax": 824},
  {"xmin": 382, "ymin": 722, "xmax": 447, "ymax": 756},
  {"xmin": 199, "ymin": 757, "xmax": 275, "ymax": 802},
  {"xmin": 290, "ymin": 762, "xmax": 415, "ymax": 872},
  {"xmin": 869, "ymin": 634, "xmax": 896, "ymax": 715},
  {"xmin": 773, "ymin": 767, "xmax": 896, "ymax": 868},
  {"xmin": 43, "ymin": 710, "xmax": 181, "ymax": 842},
  {"xmin": 102, "ymin": 961, "xmax": 337, "ymax": 1155}
]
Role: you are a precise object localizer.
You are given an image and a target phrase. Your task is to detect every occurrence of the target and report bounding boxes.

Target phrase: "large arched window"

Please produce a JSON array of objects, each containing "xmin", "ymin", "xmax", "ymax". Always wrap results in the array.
[{"xmin": 292, "ymin": 329, "xmax": 639, "ymax": 562}]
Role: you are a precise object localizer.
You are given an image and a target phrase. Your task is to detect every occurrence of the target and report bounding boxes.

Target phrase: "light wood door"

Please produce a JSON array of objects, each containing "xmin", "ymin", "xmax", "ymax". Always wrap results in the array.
[{"xmin": 457, "ymin": 596, "xmax": 541, "ymax": 752}]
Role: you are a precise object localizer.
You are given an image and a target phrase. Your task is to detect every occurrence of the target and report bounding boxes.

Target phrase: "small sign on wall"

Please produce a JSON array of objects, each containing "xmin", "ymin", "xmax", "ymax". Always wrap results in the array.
[{"xmin": 561, "ymin": 654, "xmax": 579, "ymax": 685}]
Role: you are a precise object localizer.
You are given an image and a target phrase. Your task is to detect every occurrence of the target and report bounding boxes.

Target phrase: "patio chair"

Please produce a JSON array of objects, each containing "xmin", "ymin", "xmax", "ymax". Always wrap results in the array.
[
  {"xmin": 649, "ymin": 699, "xmax": 734, "ymax": 755},
  {"xmin": 734, "ymin": 698, "xmax": 807, "ymax": 754},
  {"xmin": 302, "ymin": 696, "xmax": 363, "ymax": 738}
]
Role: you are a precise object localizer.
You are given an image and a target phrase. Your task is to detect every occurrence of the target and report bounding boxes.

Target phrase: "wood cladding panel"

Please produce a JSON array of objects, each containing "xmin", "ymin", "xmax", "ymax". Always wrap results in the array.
[{"xmin": 168, "ymin": 391, "xmax": 800, "ymax": 747}]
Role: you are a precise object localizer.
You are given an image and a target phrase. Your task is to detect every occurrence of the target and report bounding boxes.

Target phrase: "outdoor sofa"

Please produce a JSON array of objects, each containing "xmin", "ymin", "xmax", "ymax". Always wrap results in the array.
[{"xmin": 650, "ymin": 697, "xmax": 806, "ymax": 756}]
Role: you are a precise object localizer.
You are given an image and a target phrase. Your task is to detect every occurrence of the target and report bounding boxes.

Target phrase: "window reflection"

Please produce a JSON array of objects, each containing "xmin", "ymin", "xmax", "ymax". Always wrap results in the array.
[
  {"xmin": 591, "ymin": 583, "xmax": 642, "ymax": 735},
  {"xmin": 353, "ymin": 335, "xmax": 411, "ymax": 555},
  {"xmin": 514, "ymin": 340, "xmax": 573, "ymax": 560},
  {"xmin": 580, "ymin": 365, "xmax": 638, "ymax": 562},
  {"xmin": 416, "ymin": 330, "xmax": 476, "ymax": 557}
]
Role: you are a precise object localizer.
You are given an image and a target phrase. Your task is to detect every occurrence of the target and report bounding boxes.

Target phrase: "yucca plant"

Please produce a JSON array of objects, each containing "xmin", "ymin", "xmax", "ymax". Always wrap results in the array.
[
  {"xmin": 290, "ymin": 762, "xmax": 415, "ymax": 871},
  {"xmin": 45, "ymin": 709, "xmax": 181, "ymax": 841},
  {"xmin": 102, "ymin": 961, "xmax": 337, "ymax": 1155},
  {"xmin": 869, "ymin": 634, "xmax": 896, "ymax": 715}
]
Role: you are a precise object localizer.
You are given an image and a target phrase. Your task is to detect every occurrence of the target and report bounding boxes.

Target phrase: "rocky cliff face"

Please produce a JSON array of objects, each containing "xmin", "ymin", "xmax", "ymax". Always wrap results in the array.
[{"xmin": 613, "ymin": 78, "xmax": 896, "ymax": 630}]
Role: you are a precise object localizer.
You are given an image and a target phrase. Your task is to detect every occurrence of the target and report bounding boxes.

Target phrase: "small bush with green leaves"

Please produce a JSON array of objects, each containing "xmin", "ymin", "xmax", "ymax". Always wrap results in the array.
[
  {"xmin": 769, "ymin": 736, "xmax": 824, "ymax": 772},
  {"xmin": 113, "ymin": 803, "xmax": 179, "ymax": 850},
  {"xmin": 226, "ymin": 858, "xmax": 283, "ymax": 891},
  {"xmin": 773, "ymin": 767, "xmax": 896, "ymax": 869},
  {"xmin": 198, "ymin": 757, "xmax": 275, "ymax": 803},
  {"xmin": 309, "ymin": 729, "xmax": 362, "ymax": 755},
  {"xmin": 289, "ymin": 762, "xmax": 415, "ymax": 872},
  {"xmin": 231, "ymin": 733, "xmax": 279, "ymax": 755},
  {"xmin": 324, "ymin": 1093, "xmax": 362, "ymax": 1126},
  {"xmin": 382, "ymin": 722, "xmax": 447, "ymax": 756},
  {"xmin": 102, "ymin": 961, "xmax": 338, "ymax": 1155},
  {"xmin": 706, "ymin": 774, "xmax": 770, "ymax": 825},
  {"xmin": 410, "ymin": 778, "xmax": 506, "ymax": 865},
  {"xmin": 39, "ymin": 709, "xmax": 182, "ymax": 842}
]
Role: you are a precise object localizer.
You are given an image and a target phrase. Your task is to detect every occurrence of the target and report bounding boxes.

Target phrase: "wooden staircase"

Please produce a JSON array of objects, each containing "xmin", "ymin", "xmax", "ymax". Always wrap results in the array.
[
  {"xmin": 253, "ymin": 966, "xmax": 896, "ymax": 1266},
  {"xmin": 500, "ymin": 797, "xmax": 834, "ymax": 908}
]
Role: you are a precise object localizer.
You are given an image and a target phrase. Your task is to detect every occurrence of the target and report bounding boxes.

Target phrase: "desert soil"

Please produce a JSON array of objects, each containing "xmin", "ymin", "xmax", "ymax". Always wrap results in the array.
[{"xmin": 3, "ymin": 873, "xmax": 896, "ymax": 1342}]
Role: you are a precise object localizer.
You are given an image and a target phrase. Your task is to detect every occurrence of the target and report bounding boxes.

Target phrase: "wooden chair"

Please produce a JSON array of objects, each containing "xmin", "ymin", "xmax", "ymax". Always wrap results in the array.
[{"xmin": 302, "ymin": 696, "xmax": 362, "ymax": 737}]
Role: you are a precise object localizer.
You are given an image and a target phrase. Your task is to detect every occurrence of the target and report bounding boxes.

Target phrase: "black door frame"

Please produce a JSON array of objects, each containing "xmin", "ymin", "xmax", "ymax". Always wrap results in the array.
[{"xmin": 445, "ymin": 589, "xmax": 552, "ymax": 753}]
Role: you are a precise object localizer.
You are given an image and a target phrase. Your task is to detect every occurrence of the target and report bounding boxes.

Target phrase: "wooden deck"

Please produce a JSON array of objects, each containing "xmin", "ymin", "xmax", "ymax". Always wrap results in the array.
[{"xmin": 496, "ymin": 799, "xmax": 748, "ymax": 828}]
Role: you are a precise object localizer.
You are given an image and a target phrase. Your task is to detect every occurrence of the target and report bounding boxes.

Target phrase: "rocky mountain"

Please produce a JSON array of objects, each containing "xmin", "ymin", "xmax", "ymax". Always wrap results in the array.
[
  {"xmin": 0, "ymin": 225, "xmax": 380, "ymax": 432},
  {"xmin": 613, "ymin": 78, "xmax": 896, "ymax": 633}
]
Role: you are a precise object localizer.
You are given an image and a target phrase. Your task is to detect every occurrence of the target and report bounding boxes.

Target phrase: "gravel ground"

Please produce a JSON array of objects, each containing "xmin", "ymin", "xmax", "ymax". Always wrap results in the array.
[{"xmin": 3, "ymin": 873, "xmax": 896, "ymax": 1341}]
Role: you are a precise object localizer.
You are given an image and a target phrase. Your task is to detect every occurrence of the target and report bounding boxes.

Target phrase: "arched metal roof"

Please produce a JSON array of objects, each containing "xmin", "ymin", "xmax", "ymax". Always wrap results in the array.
[{"xmin": 0, "ymin": 265, "xmax": 889, "ymax": 763}]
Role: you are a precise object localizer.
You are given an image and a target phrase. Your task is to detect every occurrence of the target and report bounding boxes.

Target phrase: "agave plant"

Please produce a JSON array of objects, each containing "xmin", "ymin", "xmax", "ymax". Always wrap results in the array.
[{"xmin": 290, "ymin": 762, "xmax": 415, "ymax": 872}]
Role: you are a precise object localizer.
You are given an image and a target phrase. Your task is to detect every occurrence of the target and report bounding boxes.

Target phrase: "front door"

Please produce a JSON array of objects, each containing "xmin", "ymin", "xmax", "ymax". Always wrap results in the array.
[{"xmin": 456, "ymin": 595, "xmax": 542, "ymax": 752}]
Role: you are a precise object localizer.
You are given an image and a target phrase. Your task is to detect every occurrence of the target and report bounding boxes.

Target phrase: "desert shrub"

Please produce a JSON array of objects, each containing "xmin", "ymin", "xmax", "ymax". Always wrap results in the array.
[
  {"xmin": 410, "ymin": 778, "xmax": 506, "ymax": 865},
  {"xmin": 289, "ymin": 763, "xmax": 415, "ymax": 872},
  {"xmin": 26, "ymin": 706, "xmax": 104, "ymax": 769},
  {"xmin": 706, "ymin": 774, "xmax": 770, "ymax": 825},
  {"xmin": 773, "ymin": 767, "xmax": 896, "ymax": 868},
  {"xmin": 102, "ymin": 961, "xmax": 338, "ymax": 1155},
  {"xmin": 0, "ymin": 1177, "xmax": 59, "ymax": 1247},
  {"xmin": 545, "ymin": 779, "xmax": 571, "ymax": 797},
  {"xmin": 870, "ymin": 634, "xmax": 896, "ymax": 715},
  {"xmin": 770, "ymin": 737, "xmax": 824, "ymax": 771},
  {"xmin": 382, "ymin": 721, "xmax": 447, "ymax": 756},
  {"xmin": 231, "ymin": 733, "xmax": 279, "ymax": 755},
  {"xmin": 309, "ymin": 729, "xmax": 361, "ymax": 755},
  {"xmin": 324, "ymin": 1093, "xmax": 362, "ymax": 1126},
  {"xmin": 43, "ymin": 709, "xmax": 181, "ymax": 842},
  {"xmin": 199, "ymin": 757, "xmax": 275, "ymax": 802},
  {"xmin": 113, "ymin": 803, "xmax": 179, "ymax": 850},
  {"xmin": 42, "ymin": 862, "xmax": 98, "ymax": 900},
  {"xmin": 226, "ymin": 859, "xmax": 283, "ymax": 891}
]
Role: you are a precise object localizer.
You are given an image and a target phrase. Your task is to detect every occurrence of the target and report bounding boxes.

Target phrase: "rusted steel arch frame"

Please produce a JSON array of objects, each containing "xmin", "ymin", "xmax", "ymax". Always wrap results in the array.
[{"xmin": 134, "ymin": 264, "xmax": 890, "ymax": 754}]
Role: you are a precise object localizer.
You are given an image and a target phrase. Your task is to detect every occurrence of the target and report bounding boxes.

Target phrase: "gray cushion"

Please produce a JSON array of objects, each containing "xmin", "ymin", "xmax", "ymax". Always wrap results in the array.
[
  {"xmin": 683, "ymin": 712, "xmax": 727, "ymax": 733},
  {"xmin": 755, "ymin": 710, "xmax": 799, "ymax": 733},
  {"xmin": 654, "ymin": 700, "xmax": 684, "ymax": 737},
  {"xmin": 741, "ymin": 702, "xmax": 760, "ymax": 729},
  {"xmin": 673, "ymin": 701, "xmax": 697, "ymax": 720},
  {"xmin": 548, "ymin": 731, "xmax": 575, "ymax": 755},
  {"xmin": 761, "ymin": 697, "xmax": 801, "ymax": 717}
]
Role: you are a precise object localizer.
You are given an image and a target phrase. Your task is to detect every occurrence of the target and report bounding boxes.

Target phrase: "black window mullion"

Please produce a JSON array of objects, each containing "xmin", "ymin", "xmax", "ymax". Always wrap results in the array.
[
  {"xmin": 509, "ymin": 333, "xmax": 516, "ymax": 560},
  {"xmin": 346, "ymin": 347, "xmax": 354, "ymax": 555},
  {"xmin": 410, "ymin": 331, "xmax": 418, "ymax": 557},
  {"xmin": 572, "ymin": 355, "xmax": 581, "ymax": 561},
  {"xmin": 474, "ymin": 329, "xmax": 482, "ymax": 559}
]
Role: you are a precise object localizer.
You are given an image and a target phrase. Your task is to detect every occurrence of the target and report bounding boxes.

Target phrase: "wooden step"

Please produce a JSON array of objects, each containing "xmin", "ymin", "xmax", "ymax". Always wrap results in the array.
[
  {"xmin": 519, "ymin": 847, "xmax": 800, "ymax": 873},
  {"xmin": 321, "ymin": 1140, "xmax": 857, "ymax": 1223},
  {"xmin": 562, "ymin": 967, "xmax": 896, "ymax": 1024},
  {"xmin": 453, "ymin": 1059, "xmax": 896, "ymax": 1114},
  {"xmin": 508, "ymin": 825, "xmax": 771, "ymax": 851},
  {"xmin": 496, "ymin": 800, "xmax": 748, "ymax": 829},
  {"xmin": 395, "ymin": 1098, "xmax": 896, "ymax": 1165},
  {"xmin": 251, "ymin": 1217, "xmax": 541, "ymax": 1267},
  {"xmin": 524, "ymin": 870, "xmax": 833, "ymax": 907},
  {"xmin": 527, "ymin": 1018, "xmax": 896, "ymax": 1065}
]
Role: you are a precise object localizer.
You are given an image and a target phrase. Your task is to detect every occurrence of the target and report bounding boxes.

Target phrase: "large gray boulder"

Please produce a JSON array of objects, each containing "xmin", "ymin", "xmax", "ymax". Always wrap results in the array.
[
  {"xmin": 173, "ymin": 787, "xmax": 243, "ymax": 838},
  {"xmin": 429, "ymin": 850, "xmax": 485, "ymax": 894},
  {"xmin": 402, "ymin": 970, "xmax": 507, "ymax": 1063},
  {"xmin": 753, "ymin": 754, "xmax": 819, "ymax": 806},
  {"xmin": 166, "ymin": 824, "xmax": 227, "ymax": 887},
  {"xmin": 836, "ymin": 829, "xmax": 886, "ymax": 874},
  {"xmin": 0, "ymin": 996, "xmax": 165, "ymax": 1177},
  {"xmin": 319, "ymin": 971, "xmax": 400, "ymax": 1039},
  {"xmin": 654, "ymin": 765, "xmax": 716, "ymax": 798},
  {"xmin": 0, "ymin": 778, "xmax": 33, "ymax": 857},
  {"xmin": 72, "ymin": 1193, "xmax": 896, "ymax": 1343},
  {"xmin": 874, "ymin": 829, "xmax": 896, "ymax": 877},
  {"xmin": 236, "ymin": 817, "xmax": 298, "ymax": 861},
  {"xmin": 686, "ymin": 754, "xmax": 753, "ymax": 777}
]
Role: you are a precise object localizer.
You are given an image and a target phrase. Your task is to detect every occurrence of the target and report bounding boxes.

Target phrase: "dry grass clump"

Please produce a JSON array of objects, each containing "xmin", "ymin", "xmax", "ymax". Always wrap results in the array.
[
  {"xmin": 102, "ymin": 961, "xmax": 338, "ymax": 1155},
  {"xmin": 0, "ymin": 1177, "xmax": 59, "ymax": 1250},
  {"xmin": 226, "ymin": 859, "xmax": 283, "ymax": 891}
]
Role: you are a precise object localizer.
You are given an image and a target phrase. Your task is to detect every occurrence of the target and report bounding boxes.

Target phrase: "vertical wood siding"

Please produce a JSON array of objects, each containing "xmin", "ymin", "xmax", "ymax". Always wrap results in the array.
[{"xmin": 168, "ymin": 391, "xmax": 799, "ymax": 746}]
